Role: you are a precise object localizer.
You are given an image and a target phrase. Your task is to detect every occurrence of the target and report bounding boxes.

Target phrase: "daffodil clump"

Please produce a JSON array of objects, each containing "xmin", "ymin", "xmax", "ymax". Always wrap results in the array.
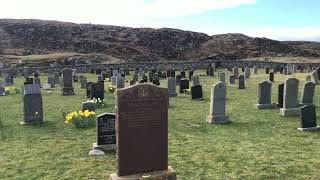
[
  {"xmin": 4, "ymin": 86, "xmax": 20, "ymax": 94},
  {"xmin": 65, "ymin": 110, "xmax": 96, "ymax": 128},
  {"xmin": 107, "ymin": 85, "xmax": 116, "ymax": 92},
  {"xmin": 87, "ymin": 98, "xmax": 105, "ymax": 108}
]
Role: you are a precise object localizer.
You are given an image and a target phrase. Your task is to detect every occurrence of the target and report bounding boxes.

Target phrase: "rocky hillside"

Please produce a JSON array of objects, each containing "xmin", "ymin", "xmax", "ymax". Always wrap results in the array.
[{"xmin": 1, "ymin": 19, "xmax": 320, "ymax": 64}]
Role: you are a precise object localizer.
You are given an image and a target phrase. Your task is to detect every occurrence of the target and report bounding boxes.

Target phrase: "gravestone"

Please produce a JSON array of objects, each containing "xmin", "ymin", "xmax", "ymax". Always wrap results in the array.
[
  {"xmin": 277, "ymin": 83, "xmax": 284, "ymax": 108},
  {"xmin": 176, "ymin": 75, "xmax": 181, "ymax": 85},
  {"xmin": 266, "ymin": 68, "xmax": 270, "ymax": 74},
  {"xmin": 280, "ymin": 78, "xmax": 300, "ymax": 116},
  {"xmin": 129, "ymin": 80, "xmax": 136, "ymax": 86},
  {"xmin": 191, "ymin": 85, "xmax": 204, "ymax": 100},
  {"xmin": 206, "ymin": 82, "xmax": 229, "ymax": 124},
  {"xmin": 90, "ymin": 82, "xmax": 104, "ymax": 101},
  {"xmin": 238, "ymin": 75, "xmax": 245, "ymax": 89},
  {"xmin": 244, "ymin": 68, "xmax": 250, "ymax": 79},
  {"xmin": 24, "ymin": 77, "xmax": 33, "ymax": 85},
  {"xmin": 191, "ymin": 75, "xmax": 200, "ymax": 86},
  {"xmin": 53, "ymin": 72, "xmax": 60, "ymax": 85},
  {"xmin": 253, "ymin": 66, "xmax": 258, "ymax": 74},
  {"xmin": 61, "ymin": 68, "xmax": 75, "ymax": 95},
  {"xmin": 81, "ymin": 102, "xmax": 96, "ymax": 112},
  {"xmin": 298, "ymin": 105, "xmax": 319, "ymax": 131},
  {"xmin": 269, "ymin": 72, "xmax": 275, "ymax": 82},
  {"xmin": 287, "ymin": 64, "xmax": 293, "ymax": 75},
  {"xmin": 133, "ymin": 73, "xmax": 139, "ymax": 82},
  {"xmin": 73, "ymin": 76, "xmax": 79, "ymax": 82},
  {"xmin": 311, "ymin": 70, "xmax": 319, "ymax": 85},
  {"xmin": 179, "ymin": 79, "xmax": 189, "ymax": 93},
  {"xmin": 111, "ymin": 84, "xmax": 176, "ymax": 179},
  {"xmin": 92, "ymin": 113, "xmax": 116, "ymax": 151},
  {"xmin": 48, "ymin": 75, "xmax": 55, "ymax": 87},
  {"xmin": 317, "ymin": 67, "xmax": 320, "ymax": 80},
  {"xmin": 167, "ymin": 77, "xmax": 177, "ymax": 97},
  {"xmin": 34, "ymin": 77, "xmax": 41, "ymax": 88},
  {"xmin": 96, "ymin": 69, "xmax": 102, "ymax": 75},
  {"xmin": 21, "ymin": 84, "xmax": 44, "ymax": 125},
  {"xmin": 180, "ymin": 71, "xmax": 186, "ymax": 78},
  {"xmin": 300, "ymin": 81, "xmax": 315, "ymax": 106},
  {"xmin": 208, "ymin": 67, "xmax": 214, "ymax": 76},
  {"xmin": 188, "ymin": 71, "xmax": 194, "ymax": 80},
  {"xmin": 256, "ymin": 81, "xmax": 276, "ymax": 109},
  {"xmin": 86, "ymin": 82, "xmax": 94, "ymax": 98},
  {"xmin": 229, "ymin": 75, "xmax": 235, "ymax": 84},
  {"xmin": 111, "ymin": 76, "xmax": 117, "ymax": 86},
  {"xmin": 80, "ymin": 77, "xmax": 87, "ymax": 89},
  {"xmin": 219, "ymin": 72, "xmax": 225, "ymax": 84},
  {"xmin": 116, "ymin": 77, "xmax": 125, "ymax": 89},
  {"xmin": 233, "ymin": 68, "xmax": 239, "ymax": 79}
]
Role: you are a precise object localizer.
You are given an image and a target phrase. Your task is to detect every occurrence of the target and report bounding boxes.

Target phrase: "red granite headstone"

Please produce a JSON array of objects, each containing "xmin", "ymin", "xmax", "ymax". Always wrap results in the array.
[{"xmin": 116, "ymin": 84, "xmax": 169, "ymax": 176}]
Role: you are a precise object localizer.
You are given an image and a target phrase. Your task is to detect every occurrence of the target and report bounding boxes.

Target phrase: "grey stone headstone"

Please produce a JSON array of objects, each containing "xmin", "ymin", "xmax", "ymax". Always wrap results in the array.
[
  {"xmin": 280, "ymin": 78, "xmax": 300, "ymax": 116},
  {"xmin": 233, "ymin": 68, "xmax": 239, "ymax": 79},
  {"xmin": 301, "ymin": 81, "xmax": 315, "ymax": 106},
  {"xmin": 191, "ymin": 75, "xmax": 200, "ymax": 86},
  {"xmin": 256, "ymin": 81, "xmax": 276, "ymax": 109},
  {"xmin": 311, "ymin": 70, "xmax": 319, "ymax": 85},
  {"xmin": 116, "ymin": 77, "xmax": 125, "ymax": 89},
  {"xmin": 219, "ymin": 72, "xmax": 225, "ymax": 84},
  {"xmin": 244, "ymin": 68, "xmax": 250, "ymax": 79},
  {"xmin": 111, "ymin": 76, "xmax": 117, "ymax": 86},
  {"xmin": 113, "ymin": 70, "xmax": 119, "ymax": 77},
  {"xmin": 167, "ymin": 77, "xmax": 177, "ymax": 97},
  {"xmin": 206, "ymin": 81, "xmax": 229, "ymax": 124}
]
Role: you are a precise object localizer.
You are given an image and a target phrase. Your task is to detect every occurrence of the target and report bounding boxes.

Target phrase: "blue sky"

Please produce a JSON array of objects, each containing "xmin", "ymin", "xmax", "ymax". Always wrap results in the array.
[{"xmin": 1, "ymin": 0, "xmax": 319, "ymax": 41}]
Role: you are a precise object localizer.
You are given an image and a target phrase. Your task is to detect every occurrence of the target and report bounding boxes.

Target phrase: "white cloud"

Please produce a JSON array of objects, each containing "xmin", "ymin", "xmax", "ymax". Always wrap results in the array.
[
  {"xmin": 0, "ymin": 0, "xmax": 255, "ymax": 25},
  {"xmin": 243, "ymin": 27, "xmax": 320, "ymax": 42}
]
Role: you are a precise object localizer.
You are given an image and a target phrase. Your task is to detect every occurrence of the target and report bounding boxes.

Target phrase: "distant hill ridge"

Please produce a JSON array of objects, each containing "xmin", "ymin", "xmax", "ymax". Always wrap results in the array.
[{"xmin": 1, "ymin": 19, "xmax": 320, "ymax": 63}]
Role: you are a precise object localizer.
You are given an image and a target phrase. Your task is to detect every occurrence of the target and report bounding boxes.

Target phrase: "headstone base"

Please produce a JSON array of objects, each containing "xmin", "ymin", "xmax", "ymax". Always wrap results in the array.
[
  {"xmin": 192, "ymin": 98, "xmax": 204, "ymax": 101},
  {"xmin": 20, "ymin": 120, "xmax": 45, "ymax": 125},
  {"xmin": 109, "ymin": 166, "xmax": 176, "ymax": 180},
  {"xmin": 92, "ymin": 143, "xmax": 116, "ymax": 152},
  {"xmin": 62, "ymin": 87, "xmax": 75, "ymax": 96},
  {"xmin": 279, "ymin": 108, "xmax": 301, "ymax": 117},
  {"xmin": 169, "ymin": 93, "xmax": 177, "ymax": 97},
  {"xmin": 206, "ymin": 115, "xmax": 230, "ymax": 124},
  {"xmin": 297, "ymin": 126, "xmax": 320, "ymax": 131},
  {"xmin": 256, "ymin": 103, "xmax": 277, "ymax": 109}
]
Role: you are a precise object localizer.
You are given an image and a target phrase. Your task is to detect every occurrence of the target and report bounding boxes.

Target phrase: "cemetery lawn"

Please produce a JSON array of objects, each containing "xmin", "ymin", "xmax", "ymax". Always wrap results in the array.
[{"xmin": 0, "ymin": 69, "xmax": 319, "ymax": 179}]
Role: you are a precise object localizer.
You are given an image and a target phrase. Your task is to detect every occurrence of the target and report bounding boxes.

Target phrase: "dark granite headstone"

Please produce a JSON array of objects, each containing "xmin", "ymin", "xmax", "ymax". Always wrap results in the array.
[
  {"xmin": 229, "ymin": 75, "xmax": 235, "ymax": 84},
  {"xmin": 188, "ymin": 70, "xmax": 194, "ymax": 80},
  {"xmin": 191, "ymin": 85, "xmax": 203, "ymax": 100},
  {"xmin": 116, "ymin": 84, "xmax": 168, "ymax": 176},
  {"xmin": 21, "ymin": 84, "xmax": 44, "ymax": 125},
  {"xmin": 95, "ymin": 113, "xmax": 116, "ymax": 149},
  {"xmin": 81, "ymin": 102, "xmax": 96, "ymax": 112},
  {"xmin": 90, "ymin": 82, "xmax": 104, "ymax": 100},
  {"xmin": 176, "ymin": 75, "xmax": 182, "ymax": 85},
  {"xmin": 300, "ymin": 105, "xmax": 317, "ymax": 128},
  {"xmin": 179, "ymin": 79, "xmax": 189, "ymax": 93},
  {"xmin": 238, "ymin": 75, "xmax": 245, "ymax": 89},
  {"xmin": 86, "ymin": 82, "xmax": 94, "ymax": 98},
  {"xmin": 61, "ymin": 68, "xmax": 74, "ymax": 95},
  {"xmin": 269, "ymin": 72, "xmax": 274, "ymax": 82},
  {"xmin": 277, "ymin": 83, "xmax": 284, "ymax": 108}
]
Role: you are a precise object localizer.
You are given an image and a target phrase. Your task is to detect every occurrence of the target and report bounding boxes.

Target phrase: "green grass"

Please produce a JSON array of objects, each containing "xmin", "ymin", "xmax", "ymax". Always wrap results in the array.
[{"xmin": 0, "ymin": 69, "xmax": 319, "ymax": 179}]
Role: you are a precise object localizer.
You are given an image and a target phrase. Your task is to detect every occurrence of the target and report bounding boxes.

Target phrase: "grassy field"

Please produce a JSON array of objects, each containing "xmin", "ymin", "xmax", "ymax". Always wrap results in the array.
[{"xmin": 0, "ymin": 69, "xmax": 319, "ymax": 179}]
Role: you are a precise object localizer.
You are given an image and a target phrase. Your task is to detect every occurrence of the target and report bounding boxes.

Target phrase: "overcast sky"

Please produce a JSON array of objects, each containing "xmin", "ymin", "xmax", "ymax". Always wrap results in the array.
[{"xmin": 1, "ymin": 0, "xmax": 320, "ymax": 41}]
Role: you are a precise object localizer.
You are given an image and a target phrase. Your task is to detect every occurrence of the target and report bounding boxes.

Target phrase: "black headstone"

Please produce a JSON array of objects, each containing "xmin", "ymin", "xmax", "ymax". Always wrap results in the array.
[{"xmin": 300, "ymin": 105, "xmax": 317, "ymax": 128}]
